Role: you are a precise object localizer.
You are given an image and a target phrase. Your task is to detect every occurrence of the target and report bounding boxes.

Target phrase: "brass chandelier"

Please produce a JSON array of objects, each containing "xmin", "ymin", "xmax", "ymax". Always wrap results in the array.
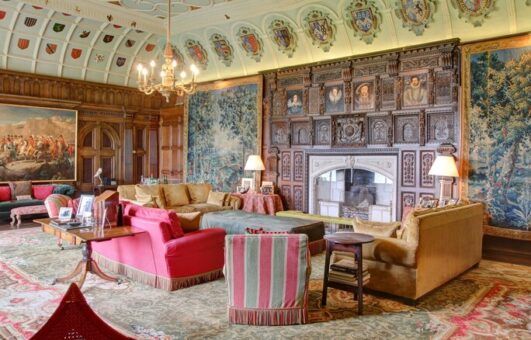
[{"xmin": 136, "ymin": 0, "xmax": 198, "ymax": 102}]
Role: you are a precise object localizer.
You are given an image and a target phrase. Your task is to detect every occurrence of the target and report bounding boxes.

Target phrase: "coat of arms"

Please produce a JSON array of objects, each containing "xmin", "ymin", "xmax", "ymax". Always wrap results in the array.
[
  {"xmin": 344, "ymin": 0, "xmax": 382, "ymax": 44},
  {"xmin": 171, "ymin": 44, "xmax": 185, "ymax": 70},
  {"xmin": 236, "ymin": 26, "xmax": 263, "ymax": 62},
  {"xmin": 394, "ymin": 0, "xmax": 436, "ymax": 36},
  {"xmin": 45, "ymin": 43, "xmax": 57, "ymax": 55},
  {"xmin": 17, "ymin": 38, "xmax": 29, "ymax": 50},
  {"xmin": 145, "ymin": 43, "xmax": 156, "ymax": 52},
  {"xmin": 79, "ymin": 30, "xmax": 90, "ymax": 38},
  {"xmin": 451, "ymin": 0, "xmax": 496, "ymax": 27},
  {"xmin": 125, "ymin": 39, "xmax": 135, "ymax": 48},
  {"xmin": 24, "ymin": 17, "xmax": 37, "ymax": 27},
  {"xmin": 303, "ymin": 10, "xmax": 336, "ymax": 52},
  {"xmin": 209, "ymin": 33, "xmax": 233, "ymax": 67},
  {"xmin": 185, "ymin": 39, "xmax": 208, "ymax": 70},
  {"xmin": 0, "ymin": 11, "xmax": 6, "ymax": 20},
  {"xmin": 268, "ymin": 19, "xmax": 297, "ymax": 58},
  {"xmin": 53, "ymin": 23, "xmax": 65, "ymax": 33},
  {"xmin": 103, "ymin": 34, "xmax": 114, "ymax": 43},
  {"xmin": 116, "ymin": 57, "xmax": 126, "ymax": 67},
  {"xmin": 71, "ymin": 48, "xmax": 82, "ymax": 59}
]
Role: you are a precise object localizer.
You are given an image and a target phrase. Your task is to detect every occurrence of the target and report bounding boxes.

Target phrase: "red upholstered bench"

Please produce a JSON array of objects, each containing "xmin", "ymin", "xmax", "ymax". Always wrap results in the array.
[{"xmin": 10, "ymin": 205, "xmax": 48, "ymax": 228}]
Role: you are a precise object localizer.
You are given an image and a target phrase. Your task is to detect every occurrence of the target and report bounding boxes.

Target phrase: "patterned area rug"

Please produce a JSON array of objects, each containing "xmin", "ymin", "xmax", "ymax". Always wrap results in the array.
[{"xmin": 0, "ymin": 228, "xmax": 530, "ymax": 339}]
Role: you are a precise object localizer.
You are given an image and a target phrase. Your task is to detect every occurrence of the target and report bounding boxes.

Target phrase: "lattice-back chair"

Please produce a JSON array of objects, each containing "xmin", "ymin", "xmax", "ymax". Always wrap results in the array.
[
  {"xmin": 31, "ymin": 283, "xmax": 133, "ymax": 339},
  {"xmin": 224, "ymin": 233, "xmax": 311, "ymax": 326}
]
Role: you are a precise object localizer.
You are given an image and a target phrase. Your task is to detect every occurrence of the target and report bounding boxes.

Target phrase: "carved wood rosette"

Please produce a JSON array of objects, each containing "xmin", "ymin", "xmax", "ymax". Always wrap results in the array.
[
  {"xmin": 420, "ymin": 150, "xmax": 435, "ymax": 188},
  {"xmin": 332, "ymin": 115, "xmax": 366, "ymax": 147},
  {"xmin": 401, "ymin": 150, "xmax": 416, "ymax": 187}
]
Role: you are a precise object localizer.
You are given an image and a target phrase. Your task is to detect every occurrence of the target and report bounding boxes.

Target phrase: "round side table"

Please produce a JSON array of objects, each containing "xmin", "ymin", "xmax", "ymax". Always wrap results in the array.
[{"xmin": 321, "ymin": 232, "xmax": 375, "ymax": 315}]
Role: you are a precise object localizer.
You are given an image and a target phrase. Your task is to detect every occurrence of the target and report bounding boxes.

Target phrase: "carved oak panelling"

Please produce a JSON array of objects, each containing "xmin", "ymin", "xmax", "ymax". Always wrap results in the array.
[
  {"xmin": 401, "ymin": 150, "xmax": 416, "ymax": 187},
  {"xmin": 308, "ymin": 87, "xmax": 320, "ymax": 114},
  {"xmin": 401, "ymin": 191, "xmax": 416, "ymax": 216},
  {"xmin": 293, "ymin": 151, "xmax": 304, "ymax": 182},
  {"xmin": 435, "ymin": 71, "xmax": 452, "ymax": 105},
  {"xmin": 332, "ymin": 115, "xmax": 365, "ymax": 147},
  {"xmin": 314, "ymin": 119, "xmax": 331, "ymax": 145},
  {"xmin": 420, "ymin": 150, "xmax": 435, "ymax": 188},
  {"xmin": 352, "ymin": 77, "xmax": 376, "ymax": 112},
  {"xmin": 367, "ymin": 114, "xmax": 391, "ymax": 145},
  {"xmin": 281, "ymin": 151, "xmax": 291, "ymax": 181},
  {"xmin": 400, "ymin": 56, "xmax": 439, "ymax": 71},
  {"xmin": 419, "ymin": 192, "xmax": 435, "ymax": 201},
  {"xmin": 381, "ymin": 77, "xmax": 397, "ymax": 110},
  {"xmin": 279, "ymin": 77, "xmax": 303, "ymax": 87},
  {"xmin": 291, "ymin": 120, "xmax": 312, "ymax": 145},
  {"xmin": 281, "ymin": 185, "xmax": 292, "ymax": 209},
  {"xmin": 353, "ymin": 63, "xmax": 386, "ymax": 77},
  {"xmin": 427, "ymin": 109, "xmax": 455, "ymax": 144},
  {"xmin": 271, "ymin": 120, "xmax": 290, "ymax": 147},
  {"xmin": 265, "ymin": 154, "xmax": 279, "ymax": 180},
  {"xmin": 293, "ymin": 185, "xmax": 304, "ymax": 211},
  {"xmin": 394, "ymin": 113, "xmax": 419, "ymax": 144},
  {"xmin": 313, "ymin": 70, "xmax": 343, "ymax": 83},
  {"xmin": 272, "ymin": 90, "xmax": 284, "ymax": 116}
]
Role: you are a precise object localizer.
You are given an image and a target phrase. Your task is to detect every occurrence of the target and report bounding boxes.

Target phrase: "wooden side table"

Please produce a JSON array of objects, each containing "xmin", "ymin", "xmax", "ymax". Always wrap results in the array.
[{"xmin": 321, "ymin": 232, "xmax": 375, "ymax": 315}]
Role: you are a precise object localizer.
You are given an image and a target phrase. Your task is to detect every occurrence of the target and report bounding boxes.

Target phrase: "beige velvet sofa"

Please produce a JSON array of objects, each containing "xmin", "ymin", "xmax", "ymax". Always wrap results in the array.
[
  {"xmin": 333, "ymin": 203, "xmax": 484, "ymax": 301},
  {"xmin": 117, "ymin": 183, "xmax": 241, "ymax": 214}
]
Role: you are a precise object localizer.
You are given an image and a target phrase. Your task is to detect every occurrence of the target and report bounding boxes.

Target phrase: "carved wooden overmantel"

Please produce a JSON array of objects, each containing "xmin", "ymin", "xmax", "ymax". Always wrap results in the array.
[
  {"xmin": 261, "ymin": 39, "xmax": 460, "ymax": 216},
  {"xmin": 0, "ymin": 69, "xmax": 170, "ymax": 192}
]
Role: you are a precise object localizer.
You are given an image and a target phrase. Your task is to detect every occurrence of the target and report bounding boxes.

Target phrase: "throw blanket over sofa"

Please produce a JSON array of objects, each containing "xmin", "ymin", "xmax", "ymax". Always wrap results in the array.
[
  {"xmin": 224, "ymin": 234, "xmax": 311, "ymax": 326},
  {"xmin": 92, "ymin": 204, "xmax": 226, "ymax": 290}
]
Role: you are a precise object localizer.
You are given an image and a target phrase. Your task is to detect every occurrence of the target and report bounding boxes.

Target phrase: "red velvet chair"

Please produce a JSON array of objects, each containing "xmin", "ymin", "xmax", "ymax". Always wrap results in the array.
[
  {"xmin": 32, "ymin": 283, "xmax": 132, "ymax": 339},
  {"xmin": 92, "ymin": 204, "xmax": 226, "ymax": 290}
]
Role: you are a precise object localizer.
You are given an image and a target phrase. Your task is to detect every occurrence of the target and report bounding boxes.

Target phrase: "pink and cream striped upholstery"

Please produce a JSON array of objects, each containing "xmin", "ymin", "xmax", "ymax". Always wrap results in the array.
[
  {"xmin": 44, "ymin": 194, "xmax": 72, "ymax": 218},
  {"xmin": 224, "ymin": 234, "xmax": 311, "ymax": 326}
]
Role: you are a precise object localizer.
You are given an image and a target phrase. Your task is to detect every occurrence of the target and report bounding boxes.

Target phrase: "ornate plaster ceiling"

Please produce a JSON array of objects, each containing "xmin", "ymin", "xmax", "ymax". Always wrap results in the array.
[{"xmin": 0, "ymin": 0, "xmax": 530, "ymax": 88}]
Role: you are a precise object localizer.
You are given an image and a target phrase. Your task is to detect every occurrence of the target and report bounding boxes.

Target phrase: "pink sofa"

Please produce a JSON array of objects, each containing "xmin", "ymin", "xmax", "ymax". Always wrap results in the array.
[{"xmin": 92, "ymin": 205, "xmax": 226, "ymax": 290}]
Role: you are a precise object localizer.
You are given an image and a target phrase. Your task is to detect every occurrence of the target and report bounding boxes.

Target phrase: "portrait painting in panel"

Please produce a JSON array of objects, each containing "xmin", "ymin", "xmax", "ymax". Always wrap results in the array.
[{"xmin": 325, "ymin": 84, "xmax": 345, "ymax": 113}]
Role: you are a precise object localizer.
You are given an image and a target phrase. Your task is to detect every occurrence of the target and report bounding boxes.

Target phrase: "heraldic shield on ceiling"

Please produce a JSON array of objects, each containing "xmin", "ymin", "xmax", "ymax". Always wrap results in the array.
[
  {"xmin": 185, "ymin": 39, "xmax": 209, "ymax": 70},
  {"xmin": 209, "ymin": 33, "xmax": 234, "ymax": 67},
  {"xmin": 268, "ymin": 19, "xmax": 298, "ymax": 58},
  {"xmin": 451, "ymin": 0, "xmax": 496, "ymax": 27},
  {"xmin": 394, "ymin": 0, "xmax": 436, "ymax": 36},
  {"xmin": 303, "ymin": 10, "xmax": 336, "ymax": 52},
  {"xmin": 236, "ymin": 26, "xmax": 264, "ymax": 62},
  {"xmin": 344, "ymin": 0, "xmax": 382, "ymax": 44}
]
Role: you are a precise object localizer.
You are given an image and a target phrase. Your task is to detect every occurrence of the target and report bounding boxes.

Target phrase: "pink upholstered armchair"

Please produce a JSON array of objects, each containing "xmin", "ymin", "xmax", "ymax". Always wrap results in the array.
[
  {"xmin": 44, "ymin": 194, "xmax": 73, "ymax": 218},
  {"xmin": 224, "ymin": 234, "xmax": 311, "ymax": 326},
  {"xmin": 92, "ymin": 204, "xmax": 226, "ymax": 290}
]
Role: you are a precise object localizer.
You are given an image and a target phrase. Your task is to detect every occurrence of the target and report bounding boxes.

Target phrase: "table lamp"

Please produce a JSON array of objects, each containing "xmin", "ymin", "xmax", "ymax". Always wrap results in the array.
[
  {"xmin": 428, "ymin": 155, "xmax": 459, "ymax": 202},
  {"xmin": 244, "ymin": 155, "xmax": 265, "ymax": 192}
]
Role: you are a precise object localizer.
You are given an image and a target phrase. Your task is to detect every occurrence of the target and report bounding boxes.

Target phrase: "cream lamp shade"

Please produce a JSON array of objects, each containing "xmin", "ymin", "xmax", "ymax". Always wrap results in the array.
[
  {"xmin": 244, "ymin": 155, "xmax": 265, "ymax": 171},
  {"xmin": 428, "ymin": 155, "xmax": 459, "ymax": 177}
]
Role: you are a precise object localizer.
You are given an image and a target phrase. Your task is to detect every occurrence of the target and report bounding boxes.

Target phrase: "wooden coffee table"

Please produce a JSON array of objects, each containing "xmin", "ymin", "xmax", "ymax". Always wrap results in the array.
[
  {"xmin": 34, "ymin": 218, "xmax": 144, "ymax": 289},
  {"xmin": 321, "ymin": 232, "xmax": 375, "ymax": 315}
]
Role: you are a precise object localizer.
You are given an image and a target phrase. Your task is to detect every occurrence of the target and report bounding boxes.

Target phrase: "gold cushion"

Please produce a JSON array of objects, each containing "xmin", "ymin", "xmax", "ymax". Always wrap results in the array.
[
  {"xmin": 176, "ymin": 212, "xmax": 202, "ymax": 233},
  {"xmin": 187, "ymin": 183, "xmax": 212, "ymax": 204},
  {"xmin": 117, "ymin": 185, "xmax": 137, "ymax": 201},
  {"xmin": 353, "ymin": 218, "xmax": 401, "ymax": 238},
  {"xmin": 206, "ymin": 191, "xmax": 227, "ymax": 207},
  {"xmin": 135, "ymin": 185, "xmax": 166, "ymax": 209},
  {"xmin": 399, "ymin": 212, "xmax": 420, "ymax": 243},
  {"xmin": 162, "ymin": 184, "xmax": 190, "ymax": 207}
]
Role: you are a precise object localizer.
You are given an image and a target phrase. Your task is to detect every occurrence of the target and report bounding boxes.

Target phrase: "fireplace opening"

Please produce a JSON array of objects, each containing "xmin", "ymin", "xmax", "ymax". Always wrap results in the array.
[{"xmin": 315, "ymin": 168, "xmax": 393, "ymax": 222}]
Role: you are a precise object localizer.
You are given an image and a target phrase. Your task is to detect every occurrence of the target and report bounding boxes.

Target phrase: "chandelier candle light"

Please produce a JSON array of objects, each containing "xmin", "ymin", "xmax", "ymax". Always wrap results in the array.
[{"xmin": 136, "ymin": 0, "xmax": 198, "ymax": 102}]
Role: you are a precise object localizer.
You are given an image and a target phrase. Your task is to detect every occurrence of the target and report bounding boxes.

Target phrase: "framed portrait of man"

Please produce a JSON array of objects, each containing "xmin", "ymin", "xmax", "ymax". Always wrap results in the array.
[
  {"xmin": 402, "ymin": 73, "xmax": 428, "ymax": 107},
  {"xmin": 286, "ymin": 89, "xmax": 303, "ymax": 114},
  {"xmin": 353, "ymin": 79, "xmax": 375, "ymax": 111},
  {"xmin": 325, "ymin": 84, "xmax": 344, "ymax": 113}
]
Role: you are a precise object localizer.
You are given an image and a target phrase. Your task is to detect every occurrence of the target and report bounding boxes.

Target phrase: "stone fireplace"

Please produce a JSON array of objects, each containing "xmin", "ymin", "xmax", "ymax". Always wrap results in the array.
[{"xmin": 307, "ymin": 153, "xmax": 398, "ymax": 222}]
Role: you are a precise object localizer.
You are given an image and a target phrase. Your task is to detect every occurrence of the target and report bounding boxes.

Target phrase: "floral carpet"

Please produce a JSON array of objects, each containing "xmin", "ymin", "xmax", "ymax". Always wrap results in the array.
[{"xmin": 0, "ymin": 227, "xmax": 530, "ymax": 339}]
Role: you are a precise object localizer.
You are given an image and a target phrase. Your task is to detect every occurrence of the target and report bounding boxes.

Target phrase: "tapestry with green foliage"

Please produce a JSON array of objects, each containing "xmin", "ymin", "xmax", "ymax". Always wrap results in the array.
[
  {"xmin": 467, "ymin": 46, "xmax": 530, "ymax": 230},
  {"xmin": 186, "ymin": 83, "xmax": 259, "ymax": 191}
]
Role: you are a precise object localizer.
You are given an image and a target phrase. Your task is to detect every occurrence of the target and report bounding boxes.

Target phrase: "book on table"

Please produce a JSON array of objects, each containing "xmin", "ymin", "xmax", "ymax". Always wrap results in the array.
[{"xmin": 328, "ymin": 258, "xmax": 370, "ymax": 286}]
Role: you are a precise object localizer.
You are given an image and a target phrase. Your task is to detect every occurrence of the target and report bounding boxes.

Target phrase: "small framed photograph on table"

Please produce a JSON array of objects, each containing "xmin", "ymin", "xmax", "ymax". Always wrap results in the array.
[
  {"xmin": 58, "ymin": 207, "xmax": 73, "ymax": 221},
  {"xmin": 241, "ymin": 178, "xmax": 254, "ymax": 191},
  {"xmin": 76, "ymin": 194, "xmax": 95, "ymax": 219}
]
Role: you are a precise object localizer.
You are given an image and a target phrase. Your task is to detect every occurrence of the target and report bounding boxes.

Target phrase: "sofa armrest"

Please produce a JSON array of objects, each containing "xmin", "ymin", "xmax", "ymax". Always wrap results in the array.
[
  {"xmin": 226, "ymin": 195, "xmax": 242, "ymax": 210},
  {"xmin": 125, "ymin": 216, "xmax": 173, "ymax": 245},
  {"xmin": 164, "ymin": 228, "xmax": 225, "ymax": 258}
]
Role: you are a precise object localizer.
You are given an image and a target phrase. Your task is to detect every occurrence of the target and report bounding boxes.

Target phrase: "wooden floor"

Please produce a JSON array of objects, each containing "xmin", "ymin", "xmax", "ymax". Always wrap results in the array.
[{"xmin": 1, "ymin": 219, "xmax": 529, "ymax": 267}]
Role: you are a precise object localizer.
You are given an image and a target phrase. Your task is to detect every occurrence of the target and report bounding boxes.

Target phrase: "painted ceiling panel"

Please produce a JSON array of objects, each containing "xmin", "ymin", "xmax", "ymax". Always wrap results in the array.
[{"xmin": 0, "ymin": 0, "xmax": 529, "ymax": 88}]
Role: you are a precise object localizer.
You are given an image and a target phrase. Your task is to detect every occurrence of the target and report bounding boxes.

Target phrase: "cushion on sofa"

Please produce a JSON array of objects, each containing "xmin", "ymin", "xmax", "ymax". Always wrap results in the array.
[
  {"xmin": 353, "ymin": 218, "xmax": 401, "ymax": 238},
  {"xmin": 187, "ymin": 183, "xmax": 212, "ymax": 204},
  {"xmin": 127, "ymin": 205, "xmax": 184, "ymax": 239},
  {"xmin": 187, "ymin": 203, "xmax": 228, "ymax": 213},
  {"xmin": 117, "ymin": 185, "xmax": 137, "ymax": 201},
  {"xmin": 168, "ymin": 205, "xmax": 197, "ymax": 213},
  {"xmin": 135, "ymin": 185, "xmax": 166, "ymax": 209},
  {"xmin": 206, "ymin": 191, "xmax": 227, "ymax": 206},
  {"xmin": 32, "ymin": 185, "xmax": 55, "ymax": 200},
  {"xmin": 176, "ymin": 212, "xmax": 202, "ymax": 233},
  {"xmin": 162, "ymin": 184, "xmax": 190, "ymax": 207},
  {"xmin": 0, "ymin": 186, "xmax": 11, "ymax": 202},
  {"xmin": 8, "ymin": 181, "xmax": 32, "ymax": 200}
]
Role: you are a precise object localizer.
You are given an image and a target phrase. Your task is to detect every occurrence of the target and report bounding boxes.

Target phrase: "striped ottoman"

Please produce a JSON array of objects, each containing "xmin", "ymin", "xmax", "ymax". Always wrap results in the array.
[{"xmin": 10, "ymin": 205, "xmax": 48, "ymax": 228}]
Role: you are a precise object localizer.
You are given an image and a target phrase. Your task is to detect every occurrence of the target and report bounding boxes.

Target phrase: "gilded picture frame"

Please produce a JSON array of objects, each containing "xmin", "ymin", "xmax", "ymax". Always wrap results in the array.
[{"xmin": 184, "ymin": 75, "xmax": 263, "ymax": 192}]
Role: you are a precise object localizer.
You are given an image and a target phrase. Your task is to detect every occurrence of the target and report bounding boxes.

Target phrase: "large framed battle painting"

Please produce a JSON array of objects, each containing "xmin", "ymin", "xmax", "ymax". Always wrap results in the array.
[
  {"xmin": 461, "ymin": 34, "xmax": 530, "ymax": 235},
  {"xmin": 184, "ymin": 75, "xmax": 262, "ymax": 191},
  {"xmin": 0, "ymin": 104, "xmax": 77, "ymax": 182}
]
